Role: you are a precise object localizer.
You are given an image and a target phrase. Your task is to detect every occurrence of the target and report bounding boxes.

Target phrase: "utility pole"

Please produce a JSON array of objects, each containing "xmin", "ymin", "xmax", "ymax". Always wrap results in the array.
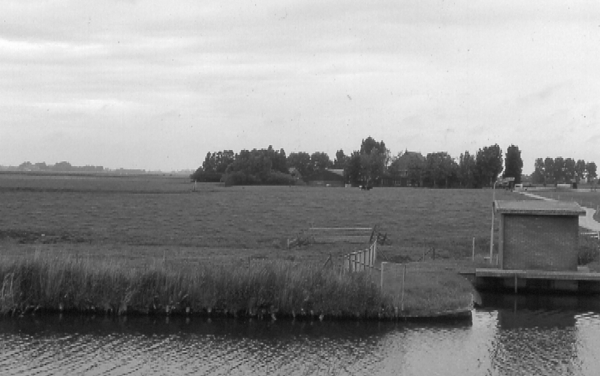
[{"xmin": 490, "ymin": 177, "xmax": 514, "ymax": 264}]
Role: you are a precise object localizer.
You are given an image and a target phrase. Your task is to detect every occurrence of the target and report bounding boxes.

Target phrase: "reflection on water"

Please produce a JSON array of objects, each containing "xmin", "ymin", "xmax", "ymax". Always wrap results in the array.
[
  {"xmin": 482, "ymin": 293, "xmax": 600, "ymax": 376},
  {"xmin": 1, "ymin": 294, "xmax": 600, "ymax": 375}
]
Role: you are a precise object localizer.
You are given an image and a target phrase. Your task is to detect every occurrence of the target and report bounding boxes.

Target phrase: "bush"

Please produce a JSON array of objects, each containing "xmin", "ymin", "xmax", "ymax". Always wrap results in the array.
[
  {"xmin": 223, "ymin": 171, "xmax": 250, "ymax": 186},
  {"xmin": 223, "ymin": 171, "xmax": 296, "ymax": 186},
  {"xmin": 189, "ymin": 171, "xmax": 222, "ymax": 182},
  {"xmin": 578, "ymin": 236, "xmax": 599, "ymax": 265},
  {"xmin": 263, "ymin": 171, "xmax": 297, "ymax": 185}
]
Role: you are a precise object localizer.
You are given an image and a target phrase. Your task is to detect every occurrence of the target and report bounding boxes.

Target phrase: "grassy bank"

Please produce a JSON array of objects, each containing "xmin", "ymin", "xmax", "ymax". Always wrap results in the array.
[
  {"xmin": 380, "ymin": 261, "xmax": 476, "ymax": 317},
  {"xmin": 0, "ymin": 253, "xmax": 474, "ymax": 320}
]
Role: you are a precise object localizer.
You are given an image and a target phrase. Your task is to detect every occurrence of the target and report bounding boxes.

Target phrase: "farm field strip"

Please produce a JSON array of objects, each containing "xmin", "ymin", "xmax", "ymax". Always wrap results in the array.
[{"xmin": 1, "ymin": 174, "xmax": 530, "ymax": 264}]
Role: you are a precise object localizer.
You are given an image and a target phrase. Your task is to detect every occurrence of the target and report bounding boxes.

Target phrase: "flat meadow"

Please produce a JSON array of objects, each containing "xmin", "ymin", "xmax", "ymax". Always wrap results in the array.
[
  {"xmin": 0, "ymin": 172, "xmax": 534, "ymax": 318},
  {"xmin": 0, "ymin": 172, "xmax": 527, "ymax": 266}
]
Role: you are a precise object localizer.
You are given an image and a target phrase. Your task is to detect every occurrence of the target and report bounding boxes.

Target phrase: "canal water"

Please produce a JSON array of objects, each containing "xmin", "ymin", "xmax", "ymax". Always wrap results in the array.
[{"xmin": 1, "ymin": 293, "xmax": 600, "ymax": 375}]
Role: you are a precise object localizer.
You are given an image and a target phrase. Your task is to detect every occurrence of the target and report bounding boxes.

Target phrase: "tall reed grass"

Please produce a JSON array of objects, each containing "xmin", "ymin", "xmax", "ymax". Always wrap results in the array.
[{"xmin": 0, "ymin": 253, "xmax": 399, "ymax": 319}]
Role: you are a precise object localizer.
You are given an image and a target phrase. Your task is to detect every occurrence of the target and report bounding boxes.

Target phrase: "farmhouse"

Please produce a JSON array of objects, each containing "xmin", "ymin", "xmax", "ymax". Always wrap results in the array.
[
  {"xmin": 306, "ymin": 168, "xmax": 345, "ymax": 187},
  {"xmin": 494, "ymin": 200, "xmax": 585, "ymax": 271},
  {"xmin": 384, "ymin": 151, "xmax": 425, "ymax": 187}
]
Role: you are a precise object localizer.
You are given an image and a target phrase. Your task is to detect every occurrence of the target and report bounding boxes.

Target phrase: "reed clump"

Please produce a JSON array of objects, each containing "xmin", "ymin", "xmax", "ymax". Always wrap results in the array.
[{"xmin": 0, "ymin": 254, "xmax": 398, "ymax": 320}]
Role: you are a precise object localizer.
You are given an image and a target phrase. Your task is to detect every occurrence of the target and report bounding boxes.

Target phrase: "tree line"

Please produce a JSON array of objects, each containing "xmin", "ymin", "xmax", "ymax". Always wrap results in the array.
[
  {"xmin": 194, "ymin": 146, "xmax": 294, "ymax": 186},
  {"xmin": 531, "ymin": 157, "xmax": 597, "ymax": 185},
  {"xmin": 193, "ymin": 137, "xmax": 558, "ymax": 188},
  {"xmin": 12, "ymin": 161, "xmax": 105, "ymax": 173}
]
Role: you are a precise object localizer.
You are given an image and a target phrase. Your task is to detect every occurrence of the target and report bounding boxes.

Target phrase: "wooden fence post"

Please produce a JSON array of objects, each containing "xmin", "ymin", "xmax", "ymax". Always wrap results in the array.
[
  {"xmin": 361, "ymin": 250, "xmax": 365, "ymax": 272},
  {"xmin": 358, "ymin": 251, "xmax": 362, "ymax": 272},
  {"xmin": 345, "ymin": 256, "xmax": 349, "ymax": 275},
  {"xmin": 373, "ymin": 241, "xmax": 377, "ymax": 265},
  {"xmin": 380, "ymin": 262, "xmax": 386, "ymax": 290}
]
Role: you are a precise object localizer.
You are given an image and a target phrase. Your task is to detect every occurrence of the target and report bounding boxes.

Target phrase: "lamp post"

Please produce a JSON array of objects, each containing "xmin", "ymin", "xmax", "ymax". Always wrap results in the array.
[{"xmin": 489, "ymin": 177, "xmax": 514, "ymax": 264}]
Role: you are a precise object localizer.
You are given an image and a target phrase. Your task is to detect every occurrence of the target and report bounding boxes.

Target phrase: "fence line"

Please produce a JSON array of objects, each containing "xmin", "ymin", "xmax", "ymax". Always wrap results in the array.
[
  {"xmin": 287, "ymin": 226, "xmax": 387, "ymax": 249},
  {"xmin": 342, "ymin": 240, "xmax": 378, "ymax": 273},
  {"xmin": 580, "ymin": 231, "xmax": 600, "ymax": 240}
]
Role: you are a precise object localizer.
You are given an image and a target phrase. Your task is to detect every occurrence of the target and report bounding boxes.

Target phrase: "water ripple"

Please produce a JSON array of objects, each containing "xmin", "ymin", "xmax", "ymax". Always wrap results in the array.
[{"xmin": 0, "ymin": 304, "xmax": 600, "ymax": 376}]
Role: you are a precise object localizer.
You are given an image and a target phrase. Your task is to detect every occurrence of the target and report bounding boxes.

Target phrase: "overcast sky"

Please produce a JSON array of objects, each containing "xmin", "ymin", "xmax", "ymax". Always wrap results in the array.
[{"xmin": 1, "ymin": 1, "xmax": 599, "ymax": 172}]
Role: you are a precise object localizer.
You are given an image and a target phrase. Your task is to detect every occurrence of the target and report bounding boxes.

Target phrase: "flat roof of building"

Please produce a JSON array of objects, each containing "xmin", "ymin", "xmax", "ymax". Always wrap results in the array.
[{"xmin": 494, "ymin": 200, "xmax": 585, "ymax": 216}]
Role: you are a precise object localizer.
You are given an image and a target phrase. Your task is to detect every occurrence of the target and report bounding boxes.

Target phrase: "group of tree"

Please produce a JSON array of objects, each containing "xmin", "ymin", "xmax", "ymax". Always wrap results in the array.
[
  {"xmin": 191, "ymin": 138, "xmax": 389, "ymax": 187},
  {"xmin": 285, "ymin": 151, "xmax": 334, "ymax": 179},
  {"xmin": 192, "ymin": 137, "xmax": 596, "ymax": 189},
  {"xmin": 408, "ymin": 144, "xmax": 508, "ymax": 188},
  {"xmin": 14, "ymin": 161, "xmax": 104, "ymax": 173},
  {"xmin": 374, "ymin": 144, "xmax": 507, "ymax": 189},
  {"xmin": 531, "ymin": 157, "xmax": 597, "ymax": 185},
  {"xmin": 335, "ymin": 137, "xmax": 390, "ymax": 187},
  {"xmin": 191, "ymin": 146, "xmax": 294, "ymax": 186},
  {"xmin": 192, "ymin": 138, "xmax": 513, "ymax": 188}
]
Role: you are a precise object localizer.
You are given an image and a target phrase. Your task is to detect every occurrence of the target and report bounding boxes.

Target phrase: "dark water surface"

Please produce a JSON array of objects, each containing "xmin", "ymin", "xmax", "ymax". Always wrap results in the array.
[{"xmin": 1, "ymin": 294, "xmax": 600, "ymax": 375}]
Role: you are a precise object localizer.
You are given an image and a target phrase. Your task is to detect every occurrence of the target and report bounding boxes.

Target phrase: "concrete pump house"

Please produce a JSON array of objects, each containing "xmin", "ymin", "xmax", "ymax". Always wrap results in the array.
[{"xmin": 494, "ymin": 200, "xmax": 585, "ymax": 271}]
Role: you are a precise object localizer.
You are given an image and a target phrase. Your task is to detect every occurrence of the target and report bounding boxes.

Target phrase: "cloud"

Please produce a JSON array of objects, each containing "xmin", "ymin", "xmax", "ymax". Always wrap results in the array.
[{"xmin": 1, "ymin": 1, "xmax": 600, "ymax": 170}]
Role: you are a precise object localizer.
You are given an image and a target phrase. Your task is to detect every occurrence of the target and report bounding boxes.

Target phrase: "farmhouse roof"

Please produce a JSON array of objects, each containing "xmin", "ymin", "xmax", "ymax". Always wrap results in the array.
[
  {"xmin": 404, "ymin": 150, "xmax": 425, "ymax": 159},
  {"xmin": 494, "ymin": 200, "xmax": 585, "ymax": 216},
  {"xmin": 394, "ymin": 151, "xmax": 426, "ymax": 170},
  {"xmin": 326, "ymin": 168, "xmax": 344, "ymax": 177}
]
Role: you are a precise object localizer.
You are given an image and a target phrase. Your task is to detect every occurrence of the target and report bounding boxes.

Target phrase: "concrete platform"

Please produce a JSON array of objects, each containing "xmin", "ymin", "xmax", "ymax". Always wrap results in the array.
[
  {"xmin": 463, "ymin": 268, "xmax": 600, "ymax": 294},
  {"xmin": 476, "ymin": 268, "xmax": 600, "ymax": 281}
]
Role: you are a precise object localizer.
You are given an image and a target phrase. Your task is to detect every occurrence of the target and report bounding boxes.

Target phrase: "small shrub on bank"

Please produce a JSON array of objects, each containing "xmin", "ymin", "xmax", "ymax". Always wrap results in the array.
[{"xmin": 579, "ymin": 236, "xmax": 599, "ymax": 265}]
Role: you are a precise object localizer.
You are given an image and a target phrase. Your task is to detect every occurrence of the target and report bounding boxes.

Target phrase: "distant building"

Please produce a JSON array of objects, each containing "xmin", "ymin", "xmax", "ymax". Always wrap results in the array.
[
  {"xmin": 383, "ymin": 151, "xmax": 426, "ymax": 187},
  {"xmin": 306, "ymin": 169, "xmax": 345, "ymax": 187}
]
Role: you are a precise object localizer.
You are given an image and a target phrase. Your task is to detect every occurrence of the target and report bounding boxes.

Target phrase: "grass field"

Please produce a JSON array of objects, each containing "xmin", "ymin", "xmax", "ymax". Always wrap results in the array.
[
  {"xmin": 0, "ymin": 172, "xmax": 527, "ymax": 266},
  {"xmin": 0, "ymin": 173, "xmax": 565, "ymax": 318}
]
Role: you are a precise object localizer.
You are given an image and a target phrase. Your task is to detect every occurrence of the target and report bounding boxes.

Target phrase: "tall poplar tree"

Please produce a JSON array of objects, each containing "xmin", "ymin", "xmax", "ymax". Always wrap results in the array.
[
  {"xmin": 503, "ymin": 145, "xmax": 523, "ymax": 184},
  {"xmin": 475, "ymin": 144, "xmax": 503, "ymax": 187}
]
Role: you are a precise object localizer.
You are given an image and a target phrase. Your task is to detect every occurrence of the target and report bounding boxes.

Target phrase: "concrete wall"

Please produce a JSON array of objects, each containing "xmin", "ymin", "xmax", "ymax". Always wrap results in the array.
[{"xmin": 500, "ymin": 214, "xmax": 579, "ymax": 271}]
